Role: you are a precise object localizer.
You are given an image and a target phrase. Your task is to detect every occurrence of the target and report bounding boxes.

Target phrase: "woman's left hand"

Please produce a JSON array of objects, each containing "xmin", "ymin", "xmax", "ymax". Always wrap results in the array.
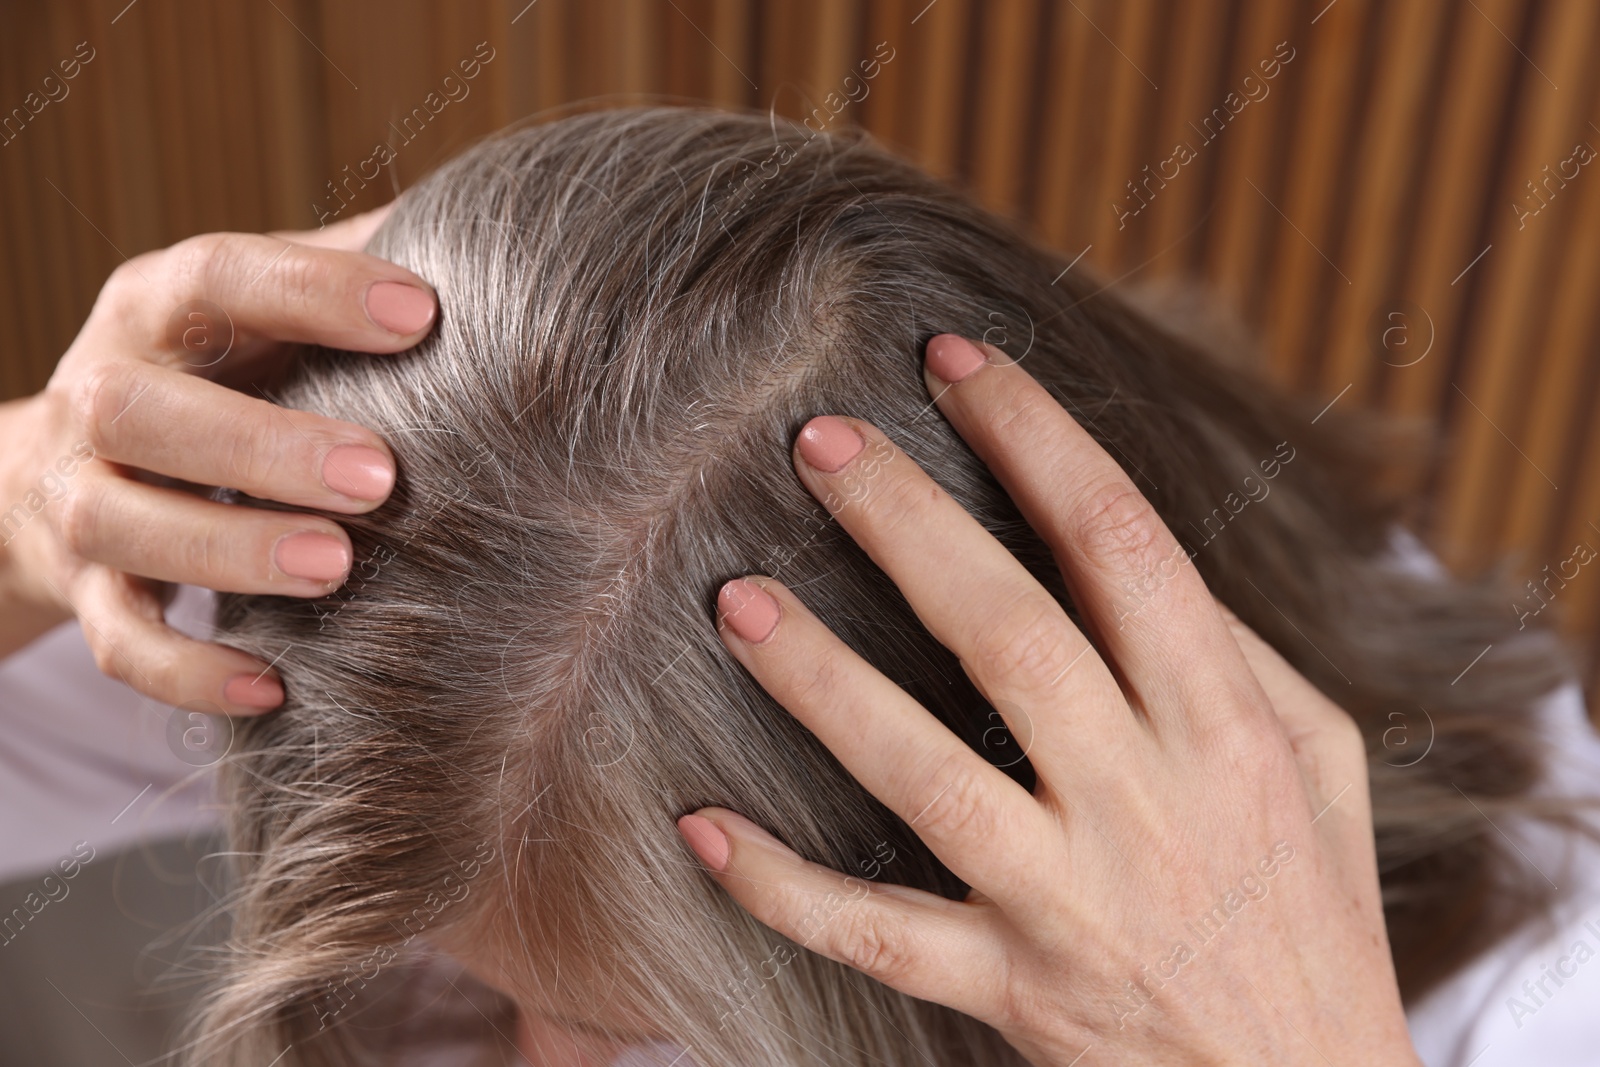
[{"xmin": 677, "ymin": 335, "xmax": 1421, "ymax": 1066}]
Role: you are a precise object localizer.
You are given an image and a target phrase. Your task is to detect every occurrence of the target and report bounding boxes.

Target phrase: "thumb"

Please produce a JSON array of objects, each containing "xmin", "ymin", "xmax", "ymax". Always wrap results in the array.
[{"xmin": 272, "ymin": 202, "xmax": 397, "ymax": 252}]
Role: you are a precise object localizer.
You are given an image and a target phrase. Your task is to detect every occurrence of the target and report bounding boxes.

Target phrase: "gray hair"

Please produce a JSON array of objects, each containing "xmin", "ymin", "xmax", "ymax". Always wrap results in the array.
[{"xmin": 196, "ymin": 106, "xmax": 1573, "ymax": 1065}]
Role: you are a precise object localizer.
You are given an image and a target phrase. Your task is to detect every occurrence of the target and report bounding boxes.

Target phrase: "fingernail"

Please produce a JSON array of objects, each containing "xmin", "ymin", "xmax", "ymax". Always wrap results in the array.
[
  {"xmin": 797, "ymin": 416, "xmax": 865, "ymax": 473},
  {"xmin": 678, "ymin": 814, "xmax": 731, "ymax": 872},
  {"xmin": 718, "ymin": 579, "xmax": 781, "ymax": 644},
  {"xmin": 364, "ymin": 281, "xmax": 436, "ymax": 335},
  {"xmin": 274, "ymin": 532, "xmax": 351, "ymax": 583},
  {"xmin": 322, "ymin": 445, "xmax": 394, "ymax": 502},
  {"xmin": 224, "ymin": 673, "xmax": 284, "ymax": 709},
  {"xmin": 925, "ymin": 334, "xmax": 988, "ymax": 384}
]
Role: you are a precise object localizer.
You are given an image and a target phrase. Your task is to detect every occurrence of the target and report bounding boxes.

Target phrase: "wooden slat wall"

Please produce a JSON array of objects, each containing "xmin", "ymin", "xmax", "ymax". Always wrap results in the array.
[{"xmin": 3, "ymin": 0, "xmax": 1599, "ymax": 700}]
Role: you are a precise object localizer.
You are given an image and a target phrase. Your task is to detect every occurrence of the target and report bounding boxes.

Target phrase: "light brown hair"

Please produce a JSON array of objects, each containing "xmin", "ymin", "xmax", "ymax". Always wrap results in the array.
[{"xmin": 197, "ymin": 105, "xmax": 1577, "ymax": 1065}]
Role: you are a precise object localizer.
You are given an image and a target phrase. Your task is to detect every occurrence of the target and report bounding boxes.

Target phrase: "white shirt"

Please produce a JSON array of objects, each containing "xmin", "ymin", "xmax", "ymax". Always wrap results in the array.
[
  {"xmin": 1404, "ymin": 677, "xmax": 1600, "ymax": 1067},
  {"xmin": 0, "ymin": 585, "xmax": 219, "ymax": 885}
]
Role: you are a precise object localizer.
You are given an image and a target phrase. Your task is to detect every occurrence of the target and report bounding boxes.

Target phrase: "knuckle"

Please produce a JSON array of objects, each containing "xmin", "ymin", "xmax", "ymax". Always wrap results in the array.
[
  {"xmin": 105, "ymin": 257, "xmax": 144, "ymax": 291},
  {"xmin": 987, "ymin": 382, "xmax": 1054, "ymax": 440},
  {"xmin": 219, "ymin": 417, "xmax": 289, "ymax": 493},
  {"xmin": 1225, "ymin": 707, "xmax": 1280, "ymax": 759},
  {"xmin": 174, "ymin": 521, "xmax": 231, "ymax": 585},
  {"xmin": 1189, "ymin": 673, "xmax": 1263, "ymax": 733},
  {"xmin": 855, "ymin": 472, "xmax": 922, "ymax": 535},
  {"xmin": 102, "ymin": 255, "xmax": 157, "ymax": 308},
  {"xmin": 85, "ymin": 249, "xmax": 174, "ymax": 338},
  {"xmin": 1071, "ymin": 479, "xmax": 1167, "ymax": 578},
  {"xmin": 982, "ymin": 950, "xmax": 1038, "ymax": 1037},
  {"xmin": 54, "ymin": 481, "xmax": 106, "ymax": 556},
  {"xmin": 272, "ymin": 245, "xmax": 336, "ymax": 309},
  {"xmin": 912, "ymin": 753, "xmax": 997, "ymax": 843},
  {"xmin": 85, "ymin": 632, "xmax": 127, "ymax": 683},
  {"xmin": 1210, "ymin": 703, "xmax": 1297, "ymax": 780},
  {"xmin": 782, "ymin": 647, "xmax": 846, "ymax": 712},
  {"xmin": 1327, "ymin": 708, "xmax": 1368, "ymax": 764},
  {"xmin": 168, "ymin": 232, "xmax": 233, "ymax": 297},
  {"xmin": 69, "ymin": 361, "xmax": 137, "ymax": 448},
  {"xmin": 836, "ymin": 908, "xmax": 916, "ymax": 987},
  {"xmin": 823, "ymin": 439, "xmax": 910, "ymax": 520},
  {"xmin": 972, "ymin": 596, "xmax": 1081, "ymax": 691}
]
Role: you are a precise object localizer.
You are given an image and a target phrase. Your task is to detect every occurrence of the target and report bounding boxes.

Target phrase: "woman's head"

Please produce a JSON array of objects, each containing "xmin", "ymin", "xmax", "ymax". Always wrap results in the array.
[{"xmin": 201, "ymin": 106, "xmax": 1570, "ymax": 1065}]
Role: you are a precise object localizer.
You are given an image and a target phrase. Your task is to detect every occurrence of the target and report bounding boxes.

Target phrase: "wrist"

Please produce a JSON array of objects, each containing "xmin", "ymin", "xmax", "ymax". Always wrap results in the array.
[{"xmin": 0, "ymin": 394, "xmax": 75, "ymax": 655}]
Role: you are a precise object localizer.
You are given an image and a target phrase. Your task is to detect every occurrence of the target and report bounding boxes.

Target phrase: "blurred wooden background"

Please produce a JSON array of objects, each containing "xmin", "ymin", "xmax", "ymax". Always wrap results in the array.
[{"xmin": 3, "ymin": 0, "xmax": 1599, "ymax": 698}]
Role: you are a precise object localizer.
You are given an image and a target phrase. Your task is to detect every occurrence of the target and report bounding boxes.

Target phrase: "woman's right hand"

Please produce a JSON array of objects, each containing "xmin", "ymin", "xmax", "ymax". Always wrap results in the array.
[
  {"xmin": 681, "ymin": 336, "xmax": 1421, "ymax": 1066},
  {"xmin": 0, "ymin": 206, "xmax": 435, "ymax": 714}
]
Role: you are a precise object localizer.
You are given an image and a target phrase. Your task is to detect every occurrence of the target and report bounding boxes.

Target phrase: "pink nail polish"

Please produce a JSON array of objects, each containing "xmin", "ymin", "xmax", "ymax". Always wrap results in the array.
[
  {"xmin": 718, "ymin": 579, "xmax": 781, "ymax": 644},
  {"xmin": 274, "ymin": 532, "xmax": 351, "ymax": 583},
  {"xmin": 797, "ymin": 416, "xmax": 865, "ymax": 473},
  {"xmin": 322, "ymin": 445, "xmax": 394, "ymax": 501},
  {"xmin": 925, "ymin": 334, "xmax": 988, "ymax": 384},
  {"xmin": 224, "ymin": 673, "xmax": 284, "ymax": 709},
  {"xmin": 678, "ymin": 814, "xmax": 731, "ymax": 872},
  {"xmin": 364, "ymin": 281, "xmax": 436, "ymax": 335}
]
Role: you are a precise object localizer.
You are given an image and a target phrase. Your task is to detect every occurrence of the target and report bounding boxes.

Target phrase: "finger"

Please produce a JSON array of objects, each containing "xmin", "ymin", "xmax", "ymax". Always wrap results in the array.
[
  {"xmin": 922, "ymin": 335, "xmax": 1254, "ymax": 728},
  {"xmin": 109, "ymin": 231, "xmax": 435, "ymax": 356},
  {"xmin": 1223, "ymin": 618, "xmax": 1376, "ymax": 875},
  {"xmin": 678, "ymin": 808, "xmax": 1006, "ymax": 1022},
  {"xmin": 271, "ymin": 202, "xmax": 395, "ymax": 250},
  {"xmin": 1219, "ymin": 603, "xmax": 1369, "ymax": 804},
  {"xmin": 71, "ymin": 566, "xmax": 284, "ymax": 714},
  {"xmin": 55, "ymin": 466, "xmax": 352, "ymax": 596},
  {"xmin": 1220, "ymin": 604, "xmax": 1333, "ymax": 742},
  {"xmin": 76, "ymin": 361, "xmax": 394, "ymax": 512},
  {"xmin": 789, "ymin": 414, "xmax": 1125, "ymax": 747},
  {"xmin": 716, "ymin": 578, "xmax": 1054, "ymax": 904}
]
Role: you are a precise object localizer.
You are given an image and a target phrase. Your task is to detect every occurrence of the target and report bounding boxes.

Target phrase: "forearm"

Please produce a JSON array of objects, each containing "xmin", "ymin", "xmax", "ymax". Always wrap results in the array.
[{"xmin": 0, "ymin": 395, "xmax": 73, "ymax": 657}]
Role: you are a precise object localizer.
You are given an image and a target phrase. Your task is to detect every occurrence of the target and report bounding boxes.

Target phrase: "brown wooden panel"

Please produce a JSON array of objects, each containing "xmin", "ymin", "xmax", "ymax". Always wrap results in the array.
[
  {"xmin": 1139, "ymin": 0, "xmax": 1231, "ymax": 278},
  {"xmin": 857, "ymin": 0, "xmax": 913, "ymax": 144},
  {"xmin": 1495, "ymin": 6, "xmax": 1600, "ymax": 567},
  {"xmin": 1202, "ymin": 0, "xmax": 1301, "ymax": 318},
  {"xmin": 1435, "ymin": 0, "xmax": 1599, "ymax": 568},
  {"xmin": 1088, "ymin": 0, "xmax": 1163, "ymax": 265},
  {"xmin": 904, "ymin": 0, "xmax": 969, "ymax": 179},
  {"xmin": 1031, "ymin": 3, "xmax": 1101, "ymax": 250},
  {"xmin": 1259, "ymin": 0, "xmax": 1373, "ymax": 391},
  {"xmin": 1317, "ymin": 0, "xmax": 1449, "ymax": 405},
  {"xmin": 969, "ymin": 0, "xmax": 1038, "ymax": 219},
  {"xmin": 1382, "ymin": 0, "xmax": 1521, "ymax": 432}
]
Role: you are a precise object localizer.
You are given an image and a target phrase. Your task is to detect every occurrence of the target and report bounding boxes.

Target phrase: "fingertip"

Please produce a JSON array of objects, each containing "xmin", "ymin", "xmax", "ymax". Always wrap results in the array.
[
  {"xmin": 696, "ymin": 807, "xmax": 794, "ymax": 855},
  {"xmin": 273, "ymin": 530, "xmax": 353, "ymax": 587},
  {"xmin": 678, "ymin": 813, "xmax": 731, "ymax": 872},
  {"xmin": 321, "ymin": 443, "xmax": 396, "ymax": 505},
  {"xmin": 363, "ymin": 279, "xmax": 438, "ymax": 338},
  {"xmin": 223, "ymin": 671, "xmax": 284, "ymax": 712},
  {"xmin": 924, "ymin": 334, "xmax": 989, "ymax": 387},
  {"xmin": 716, "ymin": 578, "xmax": 781, "ymax": 645},
  {"xmin": 795, "ymin": 415, "xmax": 866, "ymax": 474}
]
